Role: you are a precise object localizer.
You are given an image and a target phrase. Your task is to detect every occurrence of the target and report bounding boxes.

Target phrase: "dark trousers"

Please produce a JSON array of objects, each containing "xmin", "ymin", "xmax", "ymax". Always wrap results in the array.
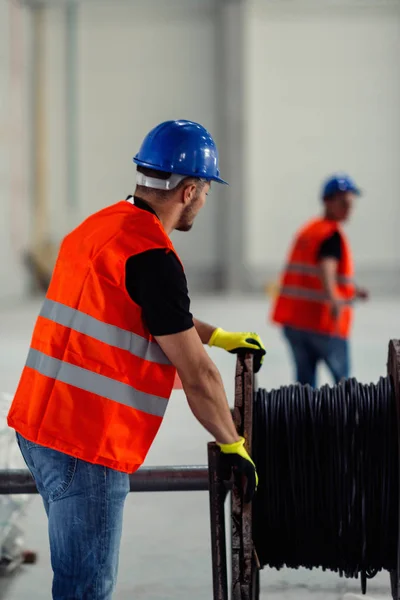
[{"xmin": 283, "ymin": 326, "xmax": 350, "ymax": 388}]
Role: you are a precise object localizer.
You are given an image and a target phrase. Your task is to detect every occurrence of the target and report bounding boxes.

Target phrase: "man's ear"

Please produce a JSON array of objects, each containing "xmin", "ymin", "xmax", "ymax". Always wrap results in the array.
[{"xmin": 182, "ymin": 183, "xmax": 197, "ymax": 205}]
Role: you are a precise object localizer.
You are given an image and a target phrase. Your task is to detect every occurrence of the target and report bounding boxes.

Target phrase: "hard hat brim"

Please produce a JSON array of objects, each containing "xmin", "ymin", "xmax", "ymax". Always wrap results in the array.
[{"xmin": 133, "ymin": 157, "xmax": 228, "ymax": 185}]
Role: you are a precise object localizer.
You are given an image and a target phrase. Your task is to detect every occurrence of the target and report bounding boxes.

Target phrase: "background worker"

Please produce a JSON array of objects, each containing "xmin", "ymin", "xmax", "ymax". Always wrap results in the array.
[
  {"xmin": 7, "ymin": 120, "xmax": 265, "ymax": 600},
  {"xmin": 270, "ymin": 173, "xmax": 369, "ymax": 387}
]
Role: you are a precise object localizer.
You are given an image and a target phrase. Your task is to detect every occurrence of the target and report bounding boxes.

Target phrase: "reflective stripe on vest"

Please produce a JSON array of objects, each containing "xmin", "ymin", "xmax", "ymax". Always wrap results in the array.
[
  {"xmin": 26, "ymin": 347, "xmax": 168, "ymax": 418},
  {"xmin": 40, "ymin": 298, "xmax": 170, "ymax": 365},
  {"xmin": 279, "ymin": 285, "xmax": 354, "ymax": 305},
  {"xmin": 285, "ymin": 263, "xmax": 354, "ymax": 286}
]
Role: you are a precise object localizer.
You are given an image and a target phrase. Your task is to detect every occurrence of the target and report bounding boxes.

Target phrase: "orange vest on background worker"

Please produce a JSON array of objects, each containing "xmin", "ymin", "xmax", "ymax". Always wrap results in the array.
[
  {"xmin": 7, "ymin": 201, "xmax": 178, "ymax": 474},
  {"xmin": 271, "ymin": 218, "xmax": 355, "ymax": 339}
]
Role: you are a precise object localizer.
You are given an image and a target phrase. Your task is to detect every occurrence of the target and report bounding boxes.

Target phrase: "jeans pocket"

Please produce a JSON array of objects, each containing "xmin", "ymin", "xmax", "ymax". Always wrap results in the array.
[
  {"xmin": 28, "ymin": 445, "xmax": 78, "ymax": 502},
  {"xmin": 24, "ymin": 439, "xmax": 46, "ymax": 451}
]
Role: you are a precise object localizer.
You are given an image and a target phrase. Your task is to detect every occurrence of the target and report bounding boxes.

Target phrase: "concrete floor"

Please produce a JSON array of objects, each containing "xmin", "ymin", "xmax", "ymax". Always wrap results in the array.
[{"xmin": 0, "ymin": 294, "xmax": 399, "ymax": 599}]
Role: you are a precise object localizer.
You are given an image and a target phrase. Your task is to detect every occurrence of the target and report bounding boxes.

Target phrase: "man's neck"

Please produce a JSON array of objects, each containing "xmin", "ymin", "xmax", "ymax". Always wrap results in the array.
[
  {"xmin": 323, "ymin": 212, "xmax": 339, "ymax": 222},
  {"xmin": 134, "ymin": 195, "xmax": 176, "ymax": 235}
]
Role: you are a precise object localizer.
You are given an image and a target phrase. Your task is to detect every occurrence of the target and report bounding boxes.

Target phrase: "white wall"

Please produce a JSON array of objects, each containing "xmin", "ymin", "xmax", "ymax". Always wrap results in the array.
[
  {"xmin": 3, "ymin": 0, "xmax": 400, "ymax": 301},
  {"xmin": 42, "ymin": 0, "xmax": 222, "ymax": 287},
  {"xmin": 245, "ymin": 0, "xmax": 400, "ymax": 291},
  {"xmin": 0, "ymin": 1, "xmax": 30, "ymax": 302}
]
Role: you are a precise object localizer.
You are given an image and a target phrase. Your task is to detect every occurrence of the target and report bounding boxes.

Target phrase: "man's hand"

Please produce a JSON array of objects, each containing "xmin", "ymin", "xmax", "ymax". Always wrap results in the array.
[
  {"xmin": 208, "ymin": 328, "xmax": 266, "ymax": 373},
  {"xmin": 330, "ymin": 298, "xmax": 342, "ymax": 320},
  {"xmin": 355, "ymin": 287, "xmax": 369, "ymax": 301},
  {"xmin": 217, "ymin": 437, "xmax": 258, "ymax": 503}
]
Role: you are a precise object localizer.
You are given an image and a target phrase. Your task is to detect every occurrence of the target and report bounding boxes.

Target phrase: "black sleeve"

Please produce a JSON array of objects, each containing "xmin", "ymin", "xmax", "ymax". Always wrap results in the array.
[
  {"xmin": 317, "ymin": 231, "xmax": 342, "ymax": 261},
  {"xmin": 125, "ymin": 249, "xmax": 194, "ymax": 336}
]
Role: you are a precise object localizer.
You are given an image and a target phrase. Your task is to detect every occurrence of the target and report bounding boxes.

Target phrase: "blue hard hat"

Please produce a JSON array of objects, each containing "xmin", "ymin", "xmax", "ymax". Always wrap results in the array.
[
  {"xmin": 133, "ymin": 120, "xmax": 227, "ymax": 184},
  {"xmin": 322, "ymin": 173, "xmax": 361, "ymax": 199}
]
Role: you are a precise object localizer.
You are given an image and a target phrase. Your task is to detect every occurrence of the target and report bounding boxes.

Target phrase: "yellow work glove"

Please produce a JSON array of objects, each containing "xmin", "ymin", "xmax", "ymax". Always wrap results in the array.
[
  {"xmin": 217, "ymin": 437, "xmax": 258, "ymax": 503},
  {"xmin": 208, "ymin": 328, "xmax": 266, "ymax": 373}
]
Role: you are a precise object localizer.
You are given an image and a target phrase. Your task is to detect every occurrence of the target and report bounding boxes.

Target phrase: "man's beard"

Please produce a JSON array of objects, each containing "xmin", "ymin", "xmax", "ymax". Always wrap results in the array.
[{"xmin": 175, "ymin": 197, "xmax": 199, "ymax": 232}]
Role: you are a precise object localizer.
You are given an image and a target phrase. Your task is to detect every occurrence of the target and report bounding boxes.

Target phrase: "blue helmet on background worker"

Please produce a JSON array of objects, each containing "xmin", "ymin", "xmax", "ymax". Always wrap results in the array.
[
  {"xmin": 133, "ymin": 120, "xmax": 227, "ymax": 184},
  {"xmin": 321, "ymin": 174, "xmax": 361, "ymax": 200}
]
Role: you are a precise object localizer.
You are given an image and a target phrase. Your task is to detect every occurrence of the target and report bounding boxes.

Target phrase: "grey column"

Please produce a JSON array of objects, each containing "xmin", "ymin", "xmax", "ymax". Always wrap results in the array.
[
  {"xmin": 215, "ymin": 0, "xmax": 247, "ymax": 292},
  {"xmin": 65, "ymin": 0, "xmax": 79, "ymax": 224}
]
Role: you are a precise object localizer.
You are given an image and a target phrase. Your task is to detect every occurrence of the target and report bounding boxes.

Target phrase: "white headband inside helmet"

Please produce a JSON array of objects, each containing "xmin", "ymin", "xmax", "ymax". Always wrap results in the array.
[{"xmin": 136, "ymin": 172, "xmax": 187, "ymax": 191}]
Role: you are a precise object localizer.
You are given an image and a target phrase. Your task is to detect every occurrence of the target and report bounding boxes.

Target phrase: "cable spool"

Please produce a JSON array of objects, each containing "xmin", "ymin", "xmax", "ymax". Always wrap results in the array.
[{"xmin": 252, "ymin": 377, "xmax": 399, "ymax": 593}]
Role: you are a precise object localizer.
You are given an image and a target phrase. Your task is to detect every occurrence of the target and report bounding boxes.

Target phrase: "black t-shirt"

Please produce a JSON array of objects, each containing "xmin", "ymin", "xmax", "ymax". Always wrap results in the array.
[
  {"xmin": 317, "ymin": 231, "xmax": 342, "ymax": 261},
  {"xmin": 125, "ymin": 196, "xmax": 194, "ymax": 336}
]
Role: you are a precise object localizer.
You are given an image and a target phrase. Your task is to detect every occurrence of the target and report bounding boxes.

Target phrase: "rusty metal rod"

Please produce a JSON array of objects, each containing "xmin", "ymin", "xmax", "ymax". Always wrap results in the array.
[
  {"xmin": 208, "ymin": 442, "xmax": 229, "ymax": 600},
  {"xmin": 0, "ymin": 466, "xmax": 214, "ymax": 495}
]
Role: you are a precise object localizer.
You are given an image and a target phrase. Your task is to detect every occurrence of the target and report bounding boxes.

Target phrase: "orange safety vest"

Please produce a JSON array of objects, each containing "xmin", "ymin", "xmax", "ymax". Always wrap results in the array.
[
  {"xmin": 271, "ymin": 218, "xmax": 355, "ymax": 339},
  {"xmin": 7, "ymin": 201, "xmax": 178, "ymax": 473}
]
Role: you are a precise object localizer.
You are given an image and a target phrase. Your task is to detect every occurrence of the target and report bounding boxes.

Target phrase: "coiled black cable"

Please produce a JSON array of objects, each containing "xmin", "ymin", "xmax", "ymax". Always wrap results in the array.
[{"xmin": 253, "ymin": 377, "xmax": 398, "ymax": 587}]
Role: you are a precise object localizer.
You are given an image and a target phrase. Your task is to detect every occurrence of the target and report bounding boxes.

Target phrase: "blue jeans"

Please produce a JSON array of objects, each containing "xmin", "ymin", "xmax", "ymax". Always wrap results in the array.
[
  {"xmin": 16, "ymin": 433, "xmax": 130, "ymax": 599},
  {"xmin": 283, "ymin": 326, "xmax": 350, "ymax": 388}
]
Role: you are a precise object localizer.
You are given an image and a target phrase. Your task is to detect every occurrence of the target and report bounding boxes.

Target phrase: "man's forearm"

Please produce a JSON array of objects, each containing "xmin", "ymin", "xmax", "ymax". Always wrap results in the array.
[
  {"xmin": 319, "ymin": 258, "xmax": 339, "ymax": 301},
  {"xmin": 183, "ymin": 362, "xmax": 240, "ymax": 445},
  {"xmin": 193, "ymin": 318, "xmax": 216, "ymax": 345}
]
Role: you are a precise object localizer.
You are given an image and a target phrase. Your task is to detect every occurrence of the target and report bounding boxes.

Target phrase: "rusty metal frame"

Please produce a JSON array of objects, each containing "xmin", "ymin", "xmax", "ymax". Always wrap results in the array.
[
  {"xmin": 208, "ymin": 442, "xmax": 229, "ymax": 600},
  {"xmin": 207, "ymin": 352, "xmax": 258, "ymax": 600},
  {"xmin": 388, "ymin": 340, "xmax": 400, "ymax": 600},
  {"xmin": 231, "ymin": 352, "xmax": 259, "ymax": 600},
  {"xmin": 221, "ymin": 341, "xmax": 400, "ymax": 600}
]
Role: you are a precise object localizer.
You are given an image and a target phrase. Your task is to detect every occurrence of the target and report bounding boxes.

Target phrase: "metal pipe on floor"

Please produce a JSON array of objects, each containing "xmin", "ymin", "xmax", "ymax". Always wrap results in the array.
[{"xmin": 0, "ymin": 466, "xmax": 211, "ymax": 495}]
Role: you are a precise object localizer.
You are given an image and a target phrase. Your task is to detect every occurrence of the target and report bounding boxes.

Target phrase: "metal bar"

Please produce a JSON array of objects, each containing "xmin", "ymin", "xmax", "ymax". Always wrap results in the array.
[
  {"xmin": 208, "ymin": 442, "xmax": 229, "ymax": 600},
  {"xmin": 391, "ymin": 570, "xmax": 399, "ymax": 600},
  {"xmin": 232, "ymin": 354, "xmax": 244, "ymax": 599},
  {"xmin": 231, "ymin": 353, "xmax": 257, "ymax": 600},
  {"xmin": 241, "ymin": 353, "xmax": 256, "ymax": 599},
  {"xmin": 0, "ymin": 466, "xmax": 211, "ymax": 495},
  {"xmin": 388, "ymin": 339, "xmax": 400, "ymax": 600}
]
